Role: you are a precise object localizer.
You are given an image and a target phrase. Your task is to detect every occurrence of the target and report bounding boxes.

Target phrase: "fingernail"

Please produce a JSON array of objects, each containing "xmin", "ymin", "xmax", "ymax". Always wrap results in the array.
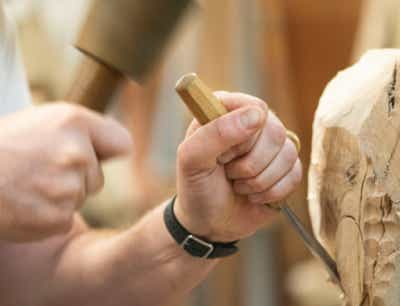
[{"xmin": 240, "ymin": 108, "xmax": 262, "ymax": 129}]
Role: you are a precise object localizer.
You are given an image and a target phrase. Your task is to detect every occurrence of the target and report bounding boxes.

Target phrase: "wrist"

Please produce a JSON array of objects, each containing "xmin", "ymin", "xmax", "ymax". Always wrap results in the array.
[
  {"xmin": 165, "ymin": 196, "xmax": 238, "ymax": 259},
  {"xmin": 174, "ymin": 197, "xmax": 214, "ymax": 240}
]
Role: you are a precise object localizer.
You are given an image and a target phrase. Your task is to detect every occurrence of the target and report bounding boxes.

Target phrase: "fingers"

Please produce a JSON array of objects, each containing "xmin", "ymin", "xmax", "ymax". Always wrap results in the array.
[
  {"xmin": 97, "ymin": 118, "xmax": 132, "ymax": 160},
  {"xmin": 215, "ymin": 91, "xmax": 268, "ymax": 113},
  {"xmin": 179, "ymin": 90, "xmax": 303, "ymax": 205},
  {"xmin": 216, "ymin": 92, "xmax": 267, "ymax": 164},
  {"xmin": 217, "ymin": 134, "xmax": 260, "ymax": 164},
  {"xmin": 233, "ymin": 139, "xmax": 298, "ymax": 194},
  {"xmin": 84, "ymin": 144, "xmax": 105, "ymax": 195},
  {"xmin": 86, "ymin": 114, "xmax": 133, "ymax": 160},
  {"xmin": 55, "ymin": 104, "xmax": 133, "ymax": 160},
  {"xmin": 184, "ymin": 91, "xmax": 268, "ymax": 139},
  {"xmin": 225, "ymin": 112, "xmax": 287, "ymax": 179},
  {"xmin": 208, "ymin": 93, "xmax": 302, "ymax": 203},
  {"xmin": 59, "ymin": 105, "xmax": 127, "ymax": 193},
  {"xmin": 247, "ymin": 159, "xmax": 303, "ymax": 204},
  {"xmin": 178, "ymin": 106, "xmax": 266, "ymax": 174},
  {"xmin": 57, "ymin": 132, "xmax": 105, "ymax": 197}
]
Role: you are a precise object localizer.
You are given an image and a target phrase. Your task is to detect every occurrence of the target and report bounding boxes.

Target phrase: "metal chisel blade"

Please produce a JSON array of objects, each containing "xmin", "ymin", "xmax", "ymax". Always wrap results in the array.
[{"xmin": 280, "ymin": 204, "xmax": 343, "ymax": 291}]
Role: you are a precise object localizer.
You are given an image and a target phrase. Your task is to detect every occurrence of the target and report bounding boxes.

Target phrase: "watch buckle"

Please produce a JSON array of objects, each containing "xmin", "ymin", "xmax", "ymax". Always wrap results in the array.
[{"xmin": 181, "ymin": 235, "xmax": 214, "ymax": 258}]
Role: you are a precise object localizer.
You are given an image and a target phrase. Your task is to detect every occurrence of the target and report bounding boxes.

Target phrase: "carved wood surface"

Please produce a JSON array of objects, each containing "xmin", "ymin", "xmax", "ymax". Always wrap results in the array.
[{"xmin": 309, "ymin": 50, "xmax": 400, "ymax": 306}]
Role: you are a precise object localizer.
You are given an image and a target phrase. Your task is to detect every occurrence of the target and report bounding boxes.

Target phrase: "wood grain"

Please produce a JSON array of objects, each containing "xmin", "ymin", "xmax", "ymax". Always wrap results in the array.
[
  {"xmin": 77, "ymin": 0, "xmax": 193, "ymax": 82},
  {"xmin": 66, "ymin": 56, "xmax": 124, "ymax": 112},
  {"xmin": 176, "ymin": 73, "xmax": 228, "ymax": 124},
  {"xmin": 309, "ymin": 50, "xmax": 400, "ymax": 306}
]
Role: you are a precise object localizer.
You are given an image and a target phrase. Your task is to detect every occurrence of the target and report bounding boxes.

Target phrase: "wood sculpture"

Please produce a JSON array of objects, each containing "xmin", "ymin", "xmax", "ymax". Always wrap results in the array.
[{"xmin": 309, "ymin": 49, "xmax": 400, "ymax": 306}]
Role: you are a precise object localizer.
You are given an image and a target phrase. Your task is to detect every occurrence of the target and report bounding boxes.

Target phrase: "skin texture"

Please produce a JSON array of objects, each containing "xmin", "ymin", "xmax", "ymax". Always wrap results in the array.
[
  {"xmin": 0, "ymin": 93, "xmax": 302, "ymax": 306},
  {"xmin": 0, "ymin": 103, "xmax": 132, "ymax": 242}
]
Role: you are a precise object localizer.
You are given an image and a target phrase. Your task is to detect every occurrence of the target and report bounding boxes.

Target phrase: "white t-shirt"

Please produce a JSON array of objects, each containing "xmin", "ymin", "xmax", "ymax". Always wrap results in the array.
[{"xmin": 0, "ymin": 3, "xmax": 31, "ymax": 114}]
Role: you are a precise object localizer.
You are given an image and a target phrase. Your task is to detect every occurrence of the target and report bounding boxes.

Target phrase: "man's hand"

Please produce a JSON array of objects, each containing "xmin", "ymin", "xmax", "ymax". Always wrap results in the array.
[
  {"xmin": 0, "ymin": 94, "xmax": 299, "ymax": 306},
  {"xmin": 175, "ymin": 92, "xmax": 302, "ymax": 242},
  {"xmin": 0, "ymin": 103, "xmax": 132, "ymax": 242}
]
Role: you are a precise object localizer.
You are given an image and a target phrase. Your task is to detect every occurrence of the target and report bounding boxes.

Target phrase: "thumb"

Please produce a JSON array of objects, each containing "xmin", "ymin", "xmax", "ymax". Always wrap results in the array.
[
  {"xmin": 85, "ymin": 113, "xmax": 133, "ymax": 160},
  {"xmin": 179, "ymin": 106, "xmax": 265, "ymax": 173}
]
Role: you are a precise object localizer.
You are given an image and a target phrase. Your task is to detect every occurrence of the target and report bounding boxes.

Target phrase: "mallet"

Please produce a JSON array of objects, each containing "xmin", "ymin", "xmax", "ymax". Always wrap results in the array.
[{"xmin": 67, "ymin": 0, "xmax": 194, "ymax": 112}]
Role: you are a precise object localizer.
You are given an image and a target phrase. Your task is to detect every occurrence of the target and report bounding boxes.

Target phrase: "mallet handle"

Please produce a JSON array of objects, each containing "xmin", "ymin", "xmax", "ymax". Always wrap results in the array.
[{"xmin": 66, "ymin": 56, "xmax": 125, "ymax": 112}]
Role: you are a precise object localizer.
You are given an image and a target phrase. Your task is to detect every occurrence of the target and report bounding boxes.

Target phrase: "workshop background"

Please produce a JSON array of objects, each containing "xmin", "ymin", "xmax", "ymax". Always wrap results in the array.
[{"xmin": 4, "ymin": 0, "xmax": 399, "ymax": 305}]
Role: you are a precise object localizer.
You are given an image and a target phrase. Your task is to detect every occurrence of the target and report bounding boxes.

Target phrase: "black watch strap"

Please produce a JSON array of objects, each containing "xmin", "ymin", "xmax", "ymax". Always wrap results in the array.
[{"xmin": 163, "ymin": 196, "xmax": 238, "ymax": 259}]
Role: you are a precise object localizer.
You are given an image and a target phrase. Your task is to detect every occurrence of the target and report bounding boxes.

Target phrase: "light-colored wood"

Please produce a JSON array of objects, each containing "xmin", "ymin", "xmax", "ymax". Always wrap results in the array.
[
  {"xmin": 309, "ymin": 50, "xmax": 400, "ymax": 306},
  {"xmin": 176, "ymin": 73, "xmax": 228, "ymax": 125},
  {"xmin": 68, "ymin": 0, "xmax": 194, "ymax": 111},
  {"xmin": 287, "ymin": 259, "xmax": 342, "ymax": 306},
  {"xmin": 176, "ymin": 73, "xmax": 301, "ymax": 153},
  {"xmin": 352, "ymin": 0, "xmax": 400, "ymax": 62},
  {"xmin": 66, "ymin": 56, "xmax": 124, "ymax": 112},
  {"xmin": 77, "ymin": 0, "xmax": 194, "ymax": 82}
]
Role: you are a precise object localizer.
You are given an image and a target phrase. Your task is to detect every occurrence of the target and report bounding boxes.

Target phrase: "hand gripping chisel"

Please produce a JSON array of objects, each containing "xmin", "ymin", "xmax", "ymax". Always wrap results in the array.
[{"xmin": 175, "ymin": 73, "xmax": 342, "ymax": 290}]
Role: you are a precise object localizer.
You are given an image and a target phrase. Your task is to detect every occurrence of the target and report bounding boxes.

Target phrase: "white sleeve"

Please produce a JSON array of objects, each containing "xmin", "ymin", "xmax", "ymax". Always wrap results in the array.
[{"xmin": 0, "ymin": 3, "xmax": 31, "ymax": 115}]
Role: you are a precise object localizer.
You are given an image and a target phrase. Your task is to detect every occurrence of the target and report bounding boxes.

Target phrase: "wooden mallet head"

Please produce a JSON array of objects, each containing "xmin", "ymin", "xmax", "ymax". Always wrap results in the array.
[{"xmin": 67, "ymin": 0, "xmax": 194, "ymax": 111}]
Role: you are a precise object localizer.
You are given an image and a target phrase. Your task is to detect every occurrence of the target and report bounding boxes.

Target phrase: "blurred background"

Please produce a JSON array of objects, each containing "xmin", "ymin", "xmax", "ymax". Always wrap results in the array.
[{"xmin": 4, "ymin": 0, "xmax": 400, "ymax": 305}]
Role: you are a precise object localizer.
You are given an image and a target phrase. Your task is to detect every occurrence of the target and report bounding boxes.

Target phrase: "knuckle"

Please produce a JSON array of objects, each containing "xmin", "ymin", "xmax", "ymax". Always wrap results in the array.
[
  {"xmin": 282, "ymin": 141, "xmax": 298, "ymax": 165},
  {"xmin": 292, "ymin": 161, "xmax": 303, "ymax": 185},
  {"xmin": 267, "ymin": 188, "xmax": 281, "ymax": 201},
  {"xmin": 46, "ymin": 185, "xmax": 69, "ymax": 201},
  {"xmin": 42, "ymin": 175, "xmax": 84, "ymax": 203},
  {"xmin": 65, "ymin": 177, "xmax": 86, "ymax": 203},
  {"xmin": 59, "ymin": 143, "xmax": 90, "ymax": 167},
  {"xmin": 94, "ymin": 171, "xmax": 105, "ymax": 193},
  {"xmin": 21, "ymin": 207, "xmax": 72, "ymax": 237},
  {"xmin": 269, "ymin": 124, "xmax": 286, "ymax": 148},
  {"xmin": 239, "ymin": 160, "xmax": 259, "ymax": 178},
  {"xmin": 230, "ymin": 144, "xmax": 243, "ymax": 157},
  {"xmin": 71, "ymin": 183, "xmax": 85, "ymax": 201},
  {"xmin": 233, "ymin": 137, "xmax": 254, "ymax": 156},
  {"xmin": 56, "ymin": 103, "xmax": 84, "ymax": 125},
  {"xmin": 47, "ymin": 211, "xmax": 74, "ymax": 234},
  {"xmin": 248, "ymin": 177, "xmax": 266, "ymax": 192},
  {"xmin": 88, "ymin": 166, "xmax": 105, "ymax": 194},
  {"xmin": 233, "ymin": 92, "xmax": 269, "ymax": 112},
  {"xmin": 254, "ymin": 98, "xmax": 268, "ymax": 113},
  {"xmin": 33, "ymin": 177, "xmax": 65, "ymax": 201},
  {"xmin": 177, "ymin": 143, "xmax": 192, "ymax": 171},
  {"xmin": 215, "ymin": 117, "xmax": 232, "ymax": 139},
  {"xmin": 218, "ymin": 149, "xmax": 235, "ymax": 164}
]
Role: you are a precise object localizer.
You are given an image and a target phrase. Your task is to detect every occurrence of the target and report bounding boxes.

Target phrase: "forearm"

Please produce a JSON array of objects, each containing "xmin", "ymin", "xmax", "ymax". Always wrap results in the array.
[{"xmin": 0, "ymin": 203, "xmax": 219, "ymax": 306}]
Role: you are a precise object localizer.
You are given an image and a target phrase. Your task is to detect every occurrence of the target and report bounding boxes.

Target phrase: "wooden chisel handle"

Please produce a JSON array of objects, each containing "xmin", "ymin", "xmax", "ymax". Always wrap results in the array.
[{"xmin": 175, "ymin": 73, "xmax": 301, "ymax": 152}]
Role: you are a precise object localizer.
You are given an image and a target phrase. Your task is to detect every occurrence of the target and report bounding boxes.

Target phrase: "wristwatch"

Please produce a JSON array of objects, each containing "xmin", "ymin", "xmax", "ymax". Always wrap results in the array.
[{"xmin": 163, "ymin": 196, "xmax": 238, "ymax": 259}]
